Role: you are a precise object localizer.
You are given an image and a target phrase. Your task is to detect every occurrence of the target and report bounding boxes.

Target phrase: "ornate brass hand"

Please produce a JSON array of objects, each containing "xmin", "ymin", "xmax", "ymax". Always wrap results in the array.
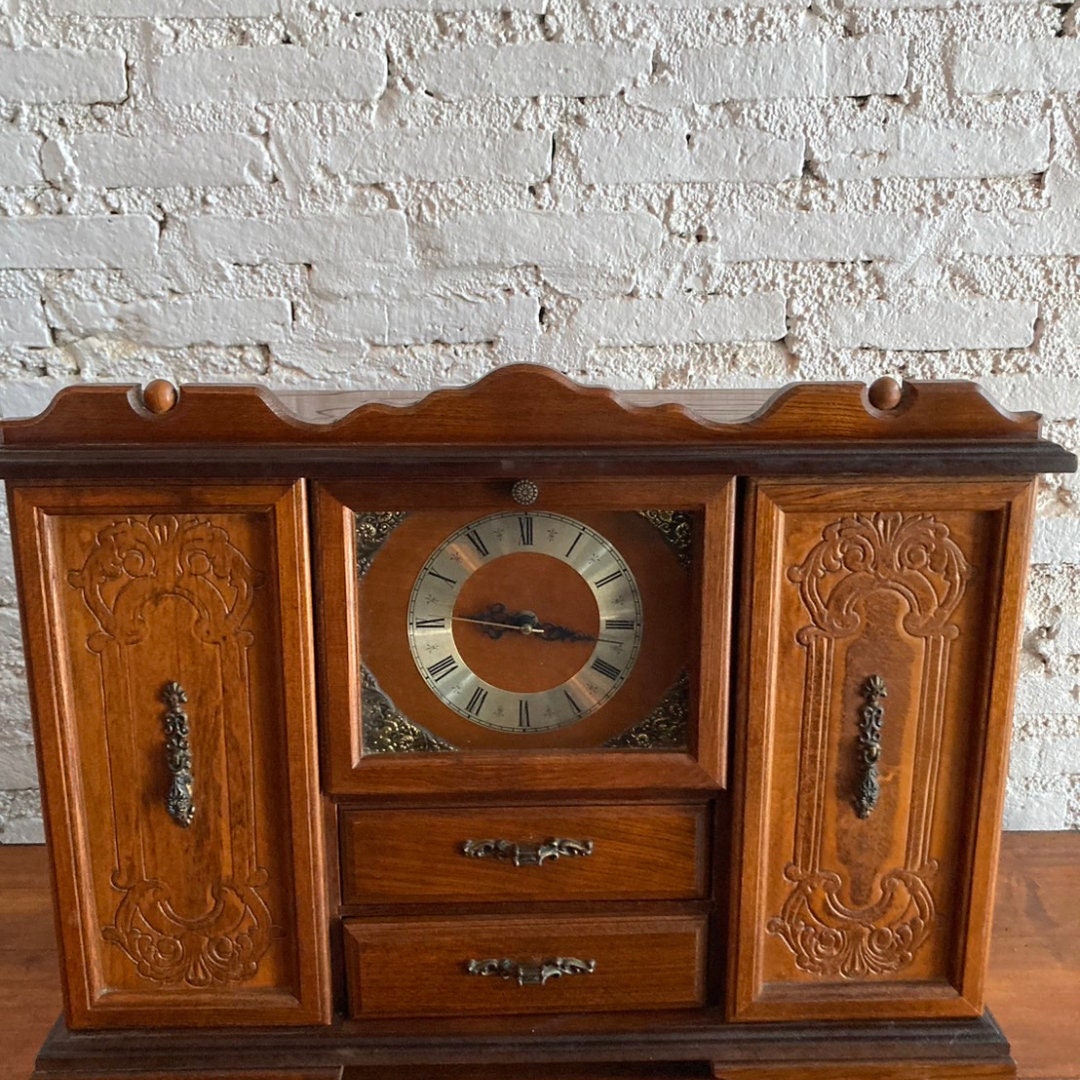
[{"xmin": 454, "ymin": 603, "xmax": 616, "ymax": 644}]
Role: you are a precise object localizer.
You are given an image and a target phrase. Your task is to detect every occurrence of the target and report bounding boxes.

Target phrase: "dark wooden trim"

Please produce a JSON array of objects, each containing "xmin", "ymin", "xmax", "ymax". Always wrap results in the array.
[
  {"xmin": 0, "ymin": 441, "xmax": 1072, "ymax": 479},
  {"xmin": 33, "ymin": 1011, "xmax": 1014, "ymax": 1071}
]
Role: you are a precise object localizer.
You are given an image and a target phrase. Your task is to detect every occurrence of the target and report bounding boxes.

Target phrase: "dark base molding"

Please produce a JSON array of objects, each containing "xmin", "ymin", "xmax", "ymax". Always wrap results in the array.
[{"xmin": 33, "ymin": 1012, "xmax": 1015, "ymax": 1080}]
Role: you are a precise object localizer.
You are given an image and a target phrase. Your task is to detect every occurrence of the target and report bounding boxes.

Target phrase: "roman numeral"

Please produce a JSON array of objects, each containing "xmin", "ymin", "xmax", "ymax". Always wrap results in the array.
[
  {"xmin": 564, "ymin": 690, "xmax": 583, "ymax": 715},
  {"xmin": 518, "ymin": 516, "xmax": 534, "ymax": 546},
  {"xmin": 466, "ymin": 686, "xmax": 488, "ymax": 716},
  {"xmin": 413, "ymin": 617, "xmax": 446, "ymax": 628},
  {"xmin": 591, "ymin": 657, "xmax": 621, "ymax": 680},
  {"xmin": 518, "ymin": 699, "xmax": 531, "ymax": 727},
  {"xmin": 565, "ymin": 530, "xmax": 584, "ymax": 557},
  {"xmin": 465, "ymin": 530, "xmax": 489, "ymax": 557},
  {"xmin": 605, "ymin": 618, "xmax": 636, "ymax": 631},
  {"xmin": 594, "ymin": 570, "xmax": 623, "ymax": 588},
  {"xmin": 427, "ymin": 655, "xmax": 458, "ymax": 682},
  {"xmin": 428, "ymin": 569, "xmax": 456, "ymax": 586}
]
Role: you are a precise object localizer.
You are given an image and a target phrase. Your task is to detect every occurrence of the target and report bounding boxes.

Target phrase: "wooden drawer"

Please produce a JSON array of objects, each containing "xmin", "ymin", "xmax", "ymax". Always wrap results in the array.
[
  {"xmin": 344, "ymin": 913, "xmax": 707, "ymax": 1017},
  {"xmin": 339, "ymin": 803, "xmax": 710, "ymax": 904}
]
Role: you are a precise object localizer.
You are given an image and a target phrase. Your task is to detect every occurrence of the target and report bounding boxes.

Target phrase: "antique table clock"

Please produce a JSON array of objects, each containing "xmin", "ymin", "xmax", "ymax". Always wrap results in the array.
[{"xmin": 1, "ymin": 366, "xmax": 1072, "ymax": 1079}]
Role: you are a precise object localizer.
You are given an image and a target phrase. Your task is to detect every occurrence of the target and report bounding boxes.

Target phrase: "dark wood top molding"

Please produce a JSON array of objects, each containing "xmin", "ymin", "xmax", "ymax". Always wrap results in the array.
[{"xmin": 0, "ymin": 365, "xmax": 1048, "ymax": 449}]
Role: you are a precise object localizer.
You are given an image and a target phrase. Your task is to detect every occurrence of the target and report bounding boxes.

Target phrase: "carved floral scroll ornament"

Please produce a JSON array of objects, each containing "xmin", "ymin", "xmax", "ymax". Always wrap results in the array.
[
  {"xmin": 102, "ymin": 874, "xmax": 273, "ymax": 988},
  {"xmin": 768, "ymin": 511, "xmax": 970, "ymax": 980},
  {"xmin": 69, "ymin": 514, "xmax": 276, "ymax": 988}
]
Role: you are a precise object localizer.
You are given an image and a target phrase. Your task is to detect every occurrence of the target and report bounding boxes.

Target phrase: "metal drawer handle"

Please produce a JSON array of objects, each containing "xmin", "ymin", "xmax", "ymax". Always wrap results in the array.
[
  {"xmin": 854, "ymin": 674, "xmax": 886, "ymax": 819},
  {"xmin": 161, "ymin": 682, "xmax": 195, "ymax": 828},
  {"xmin": 461, "ymin": 838, "xmax": 594, "ymax": 866},
  {"xmin": 466, "ymin": 957, "xmax": 596, "ymax": 986}
]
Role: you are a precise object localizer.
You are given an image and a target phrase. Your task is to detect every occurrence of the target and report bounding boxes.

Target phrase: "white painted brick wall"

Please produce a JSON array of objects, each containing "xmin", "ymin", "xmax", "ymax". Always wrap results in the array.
[
  {"xmin": 0, "ymin": 48, "xmax": 127, "ymax": 103},
  {"xmin": 66, "ymin": 134, "xmax": 273, "ymax": 188},
  {"xmin": 51, "ymin": 298, "xmax": 291, "ymax": 347},
  {"xmin": 413, "ymin": 211, "xmax": 663, "ymax": 271},
  {"xmin": 0, "ymin": 299, "xmax": 50, "ymax": 347},
  {"xmin": 293, "ymin": 130, "xmax": 552, "ymax": 184},
  {"xmin": 568, "ymin": 295, "xmax": 786, "ymax": 346},
  {"xmin": 153, "ymin": 47, "xmax": 387, "ymax": 104},
  {"xmin": 631, "ymin": 36, "xmax": 907, "ymax": 107},
  {"xmin": 826, "ymin": 300, "xmax": 1038, "ymax": 350},
  {"xmin": 954, "ymin": 39, "xmax": 1080, "ymax": 94},
  {"xmin": 0, "ymin": 217, "xmax": 158, "ymax": 269},
  {"xmin": 0, "ymin": 0, "xmax": 1078, "ymax": 838},
  {"xmin": 49, "ymin": 0, "xmax": 278, "ymax": 12},
  {"xmin": 707, "ymin": 212, "xmax": 919, "ymax": 262},
  {"xmin": 818, "ymin": 123, "xmax": 1051, "ymax": 180},
  {"xmin": 580, "ymin": 130, "xmax": 803, "ymax": 184},
  {"xmin": 415, "ymin": 44, "xmax": 650, "ymax": 99},
  {"xmin": 0, "ymin": 136, "xmax": 42, "ymax": 186},
  {"xmin": 319, "ymin": 295, "xmax": 539, "ymax": 347},
  {"xmin": 188, "ymin": 214, "xmax": 409, "ymax": 266}
]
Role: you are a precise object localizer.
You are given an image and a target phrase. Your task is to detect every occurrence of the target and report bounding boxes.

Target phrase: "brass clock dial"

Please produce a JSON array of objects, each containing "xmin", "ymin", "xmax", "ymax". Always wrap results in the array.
[
  {"xmin": 406, "ymin": 511, "xmax": 644, "ymax": 733},
  {"xmin": 356, "ymin": 503, "xmax": 692, "ymax": 752}
]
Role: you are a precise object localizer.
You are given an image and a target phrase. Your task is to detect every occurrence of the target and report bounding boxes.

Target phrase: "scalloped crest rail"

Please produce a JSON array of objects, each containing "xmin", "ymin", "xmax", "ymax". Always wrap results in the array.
[
  {"xmin": 0, "ymin": 367, "xmax": 1073, "ymax": 1080},
  {"xmin": 0, "ymin": 365, "xmax": 1049, "ymax": 445}
]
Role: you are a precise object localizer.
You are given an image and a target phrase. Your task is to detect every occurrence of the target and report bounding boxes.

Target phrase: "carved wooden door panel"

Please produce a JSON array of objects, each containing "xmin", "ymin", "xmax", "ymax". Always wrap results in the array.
[
  {"xmin": 729, "ymin": 479, "xmax": 1035, "ymax": 1022},
  {"xmin": 10, "ymin": 482, "xmax": 330, "ymax": 1028}
]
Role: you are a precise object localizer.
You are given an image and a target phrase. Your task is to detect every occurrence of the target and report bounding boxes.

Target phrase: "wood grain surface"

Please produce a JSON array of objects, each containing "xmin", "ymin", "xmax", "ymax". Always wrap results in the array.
[
  {"xmin": 7, "ymin": 483, "xmax": 332, "ymax": 1029},
  {"xmin": 2, "ymin": 833, "xmax": 1076, "ymax": 1080},
  {"xmin": 343, "ymin": 912, "xmax": 708, "ymax": 1017},
  {"xmin": 730, "ymin": 479, "xmax": 1036, "ymax": 1023},
  {"xmin": 339, "ymin": 803, "xmax": 710, "ymax": 904}
]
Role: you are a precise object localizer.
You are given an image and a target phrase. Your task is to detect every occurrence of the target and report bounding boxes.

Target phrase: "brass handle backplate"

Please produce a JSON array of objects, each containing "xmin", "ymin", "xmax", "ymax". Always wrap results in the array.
[
  {"xmin": 466, "ymin": 957, "xmax": 596, "ymax": 986},
  {"xmin": 854, "ymin": 674, "xmax": 886, "ymax": 819},
  {"xmin": 461, "ymin": 838, "xmax": 594, "ymax": 866},
  {"xmin": 162, "ymin": 681, "xmax": 195, "ymax": 828}
]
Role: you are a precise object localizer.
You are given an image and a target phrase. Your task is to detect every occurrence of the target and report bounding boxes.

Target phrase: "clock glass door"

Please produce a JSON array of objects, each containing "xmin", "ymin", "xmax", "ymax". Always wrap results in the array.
[{"xmin": 315, "ymin": 478, "xmax": 734, "ymax": 796}]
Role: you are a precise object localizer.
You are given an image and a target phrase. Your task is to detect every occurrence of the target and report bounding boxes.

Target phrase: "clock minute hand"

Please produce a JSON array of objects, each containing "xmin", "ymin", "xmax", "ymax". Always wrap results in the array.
[
  {"xmin": 452, "ymin": 614, "xmax": 545, "ymax": 638},
  {"xmin": 454, "ymin": 607, "xmax": 622, "ymax": 646}
]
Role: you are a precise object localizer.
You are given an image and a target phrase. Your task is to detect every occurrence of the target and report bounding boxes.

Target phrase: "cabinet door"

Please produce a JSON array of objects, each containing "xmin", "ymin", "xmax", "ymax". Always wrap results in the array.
[
  {"xmin": 730, "ymin": 479, "xmax": 1034, "ymax": 1022},
  {"xmin": 11, "ymin": 482, "xmax": 330, "ymax": 1028}
]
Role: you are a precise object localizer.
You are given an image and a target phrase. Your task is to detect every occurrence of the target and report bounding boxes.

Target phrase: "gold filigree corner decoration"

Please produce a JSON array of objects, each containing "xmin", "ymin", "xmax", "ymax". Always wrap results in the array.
[
  {"xmin": 361, "ymin": 666, "xmax": 457, "ymax": 753},
  {"xmin": 766, "ymin": 862, "xmax": 937, "ymax": 980},
  {"xmin": 638, "ymin": 510, "xmax": 694, "ymax": 568},
  {"xmin": 605, "ymin": 671, "xmax": 690, "ymax": 750},
  {"xmin": 356, "ymin": 512, "xmax": 408, "ymax": 578}
]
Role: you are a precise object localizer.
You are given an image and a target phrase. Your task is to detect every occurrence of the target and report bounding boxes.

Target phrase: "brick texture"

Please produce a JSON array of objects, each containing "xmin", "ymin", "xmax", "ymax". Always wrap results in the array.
[
  {"xmin": 415, "ymin": 44, "xmax": 650, "ymax": 99},
  {"xmin": 67, "ymin": 134, "xmax": 272, "ymax": 187},
  {"xmin": 154, "ymin": 47, "xmax": 387, "ymax": 104},
  {"xmin": 0, "ymin": 47, "xmax": 126, "ymax": 103},
  {"xmin": 0, "ymin": 300, "xmax": 50, "ymax": 346},
  {"xmin": 0, "ymin": 2, "xmax": 1076, "ymax": 834},
  {"xmin": 580, "ymin": 129, "xmax": 803, "ymax": 184}
]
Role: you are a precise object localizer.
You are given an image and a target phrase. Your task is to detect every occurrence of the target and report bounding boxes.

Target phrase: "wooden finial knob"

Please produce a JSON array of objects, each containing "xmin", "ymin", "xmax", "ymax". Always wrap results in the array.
[
  {"xmin": 868, "ymin": 376, "xmax": 902, "ymax": 411},
  {"xmin": 143, "ymin": 380, "xmax": 178, "ymax": 415}
]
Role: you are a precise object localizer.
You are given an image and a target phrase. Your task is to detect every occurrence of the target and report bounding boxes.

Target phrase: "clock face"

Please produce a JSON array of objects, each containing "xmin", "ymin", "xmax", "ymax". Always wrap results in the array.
[
  {"xmin": 355, "ymin": 503, "xmax": 693, "ymax": 752},
  {"xmin": 406, "ymin": 511, "xmax": 644, "ymax": 733}
]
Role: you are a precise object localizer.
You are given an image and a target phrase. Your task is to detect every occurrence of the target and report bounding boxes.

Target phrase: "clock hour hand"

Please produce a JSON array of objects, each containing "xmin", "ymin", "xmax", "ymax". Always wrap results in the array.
[{"xmin": 455, "ymin": 604, "xmax": 619, "ymax": 645}]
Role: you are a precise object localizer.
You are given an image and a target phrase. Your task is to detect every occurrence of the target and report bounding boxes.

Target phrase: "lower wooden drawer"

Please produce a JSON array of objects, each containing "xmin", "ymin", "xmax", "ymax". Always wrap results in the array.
[{"xmin": 343, "ymin": 913, "xmax": 708, "ymax": 1017}]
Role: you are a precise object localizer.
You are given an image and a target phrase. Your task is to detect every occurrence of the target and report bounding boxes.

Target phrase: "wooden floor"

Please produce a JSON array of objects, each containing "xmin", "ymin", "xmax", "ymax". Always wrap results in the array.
[{"xmin": 1, "ymin": 833, "xmax": 1077, "ymax": 1080}]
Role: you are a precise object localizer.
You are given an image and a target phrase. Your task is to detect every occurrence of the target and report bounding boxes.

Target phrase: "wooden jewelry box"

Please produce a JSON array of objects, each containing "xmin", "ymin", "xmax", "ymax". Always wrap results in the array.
[{"xmin": 2, "ymin": 366, "xmax": 1073, "ymax": 1080}]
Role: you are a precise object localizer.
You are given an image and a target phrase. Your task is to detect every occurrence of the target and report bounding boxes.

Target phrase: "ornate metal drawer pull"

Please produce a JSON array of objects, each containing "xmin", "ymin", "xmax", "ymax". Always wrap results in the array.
[
  {"xmin": 461, "ymin": 838, "xmax": 594, "ymax": 866},
  {"xmin": 854, "ymin": 674, "xmax": 886, "ymax": 819},
  {"xmin": 466, "ymin": 957, "xmax": 596, "ymax": 986},
  {"xmin": 161, "ymin": 682, "xmax": 195, "ymax": 828}
]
